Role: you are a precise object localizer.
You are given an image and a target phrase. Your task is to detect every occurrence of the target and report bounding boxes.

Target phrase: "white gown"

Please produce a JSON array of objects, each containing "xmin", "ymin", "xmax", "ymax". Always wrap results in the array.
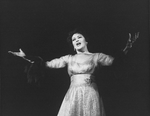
[{"xmin": 46, "ymin": 52, "xmax": 114, "ymax": 116}]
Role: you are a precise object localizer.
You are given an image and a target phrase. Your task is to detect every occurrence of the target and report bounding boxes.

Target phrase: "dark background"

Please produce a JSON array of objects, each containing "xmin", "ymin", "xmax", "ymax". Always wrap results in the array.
[{"xmin": 1, "ymin": 0, "xmax": 149, "ymax": 116}]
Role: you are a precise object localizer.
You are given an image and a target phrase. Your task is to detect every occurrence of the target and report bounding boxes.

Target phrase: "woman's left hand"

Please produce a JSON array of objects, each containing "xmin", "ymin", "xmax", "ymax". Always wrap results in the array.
[{"xmin": 123, "ymin": 32, "xmax": 140, "ymax": 54}]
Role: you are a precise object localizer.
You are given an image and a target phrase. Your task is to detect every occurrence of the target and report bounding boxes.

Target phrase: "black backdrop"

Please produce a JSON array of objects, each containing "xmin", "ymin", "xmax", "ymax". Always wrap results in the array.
[{"xmin": 1, "ymin": 0, "xmax": 149, "ymax": 116}]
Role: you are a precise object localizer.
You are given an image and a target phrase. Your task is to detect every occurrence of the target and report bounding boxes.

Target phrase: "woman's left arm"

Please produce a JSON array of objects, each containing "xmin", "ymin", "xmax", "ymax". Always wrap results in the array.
[
  {"xmin": 97, "ymin": 32, "xmax": 140, "ymax": 66},
  {"xmin": 97, "ymin": 53, "xmax": 114, "ymax": 66},
  {"xmin": 112, "ymin": 32, "xmax": 140, "ymax": 65}
]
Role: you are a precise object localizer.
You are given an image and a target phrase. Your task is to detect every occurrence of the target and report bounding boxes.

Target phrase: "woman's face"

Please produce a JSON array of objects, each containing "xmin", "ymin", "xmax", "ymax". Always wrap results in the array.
[{"xmin": 72, "ymin": 33, "xmax": 87, "ymax": 50}]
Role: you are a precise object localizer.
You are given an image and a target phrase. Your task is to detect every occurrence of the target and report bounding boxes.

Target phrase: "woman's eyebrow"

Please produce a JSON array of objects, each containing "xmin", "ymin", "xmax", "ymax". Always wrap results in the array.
[{"xmin": 78, "ymin": 35, "xmax": 82, "ymax": 38}]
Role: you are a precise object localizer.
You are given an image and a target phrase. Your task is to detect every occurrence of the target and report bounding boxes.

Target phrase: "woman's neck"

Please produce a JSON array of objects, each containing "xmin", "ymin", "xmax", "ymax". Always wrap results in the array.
[{"xmin": 76, "ymin": 46, "xmax": 90, "ymax": 54}]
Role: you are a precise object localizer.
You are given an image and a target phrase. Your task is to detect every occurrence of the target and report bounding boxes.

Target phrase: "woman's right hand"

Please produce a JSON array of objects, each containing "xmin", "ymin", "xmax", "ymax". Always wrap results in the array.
[{"xmin": 8, "ymin": 48, "xmax": 26, "ymax": 57}]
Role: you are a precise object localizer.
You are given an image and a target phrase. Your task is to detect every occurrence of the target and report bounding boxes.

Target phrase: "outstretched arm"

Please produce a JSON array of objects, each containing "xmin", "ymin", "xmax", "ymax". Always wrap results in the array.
[
  {"xmin": 8, "ymin": 48, "xmax": 70, "ymax": 68},
  {"xmin": 8, "ymin": 48, "xmax": 45, "ymax": 83},
  {"xmin": 111, "ymin": 32, "xmax": 140, "ymax": 78},
  {"xmin": 8, "ymin": 48, "xmax": 70, "ymax": 83}
]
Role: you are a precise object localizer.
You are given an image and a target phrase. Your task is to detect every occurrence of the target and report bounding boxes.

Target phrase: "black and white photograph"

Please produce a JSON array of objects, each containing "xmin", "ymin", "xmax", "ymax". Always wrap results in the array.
[{"xmin": 1, "ymin": 0, "xmax": 149, "ymax": 116}]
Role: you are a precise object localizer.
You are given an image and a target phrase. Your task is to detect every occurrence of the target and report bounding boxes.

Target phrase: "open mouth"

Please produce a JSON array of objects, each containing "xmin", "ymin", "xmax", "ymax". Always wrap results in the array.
[{"xmin": 76, "ymin": 42, "xmax": 81, "ymax": 46}]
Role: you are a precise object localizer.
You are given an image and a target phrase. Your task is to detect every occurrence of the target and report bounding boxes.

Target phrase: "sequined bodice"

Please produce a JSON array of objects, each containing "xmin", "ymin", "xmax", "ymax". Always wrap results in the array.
[{"xmin": 68, "ymin": 53, "xmax": 96, "ymax": 76}]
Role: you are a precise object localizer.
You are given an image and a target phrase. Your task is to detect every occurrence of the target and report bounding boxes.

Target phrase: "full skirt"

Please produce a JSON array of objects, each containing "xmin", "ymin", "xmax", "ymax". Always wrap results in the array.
[{"xmin": 57, "ymin": 82, "xmax": 105, "ymax": 116}]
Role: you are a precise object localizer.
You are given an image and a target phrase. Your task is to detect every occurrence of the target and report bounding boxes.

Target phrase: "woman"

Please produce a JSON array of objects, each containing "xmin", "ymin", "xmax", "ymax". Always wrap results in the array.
[{"xmin": 8, "ymin": 29, "xmax": 139, "ymax": 116}]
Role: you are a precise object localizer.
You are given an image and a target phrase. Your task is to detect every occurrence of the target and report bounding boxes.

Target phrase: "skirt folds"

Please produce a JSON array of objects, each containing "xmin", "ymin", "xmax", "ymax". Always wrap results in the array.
[{"xmin": 57, "ymin": 82, "xmax": 105, "ymax": 116}]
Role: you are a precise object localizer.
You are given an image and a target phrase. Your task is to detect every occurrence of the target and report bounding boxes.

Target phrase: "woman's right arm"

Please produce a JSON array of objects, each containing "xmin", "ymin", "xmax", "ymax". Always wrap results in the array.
[
  {"xmin": 46, "ymin": 55, "xmax": 70, "ymax": 68},
  {"xmin": 8, "ymin": 48, "xmax": 71, "ymax": 69},
  {"xmin": 8, "ymin": 48, "xmax": 44, "ymax": 83}
]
